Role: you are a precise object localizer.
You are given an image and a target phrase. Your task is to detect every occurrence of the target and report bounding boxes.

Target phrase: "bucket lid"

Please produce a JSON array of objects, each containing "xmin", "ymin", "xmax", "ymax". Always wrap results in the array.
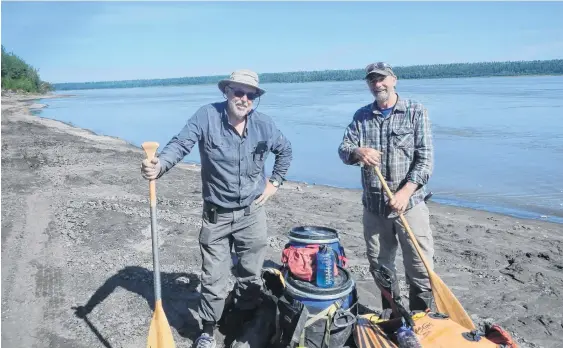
[
  {"xmin": 285, "ymin": 266, "xmax": 355, "ymax": 300},
  {"xmin": 288, "ymin": 226, "xmax": 339, "ymax": 243}
]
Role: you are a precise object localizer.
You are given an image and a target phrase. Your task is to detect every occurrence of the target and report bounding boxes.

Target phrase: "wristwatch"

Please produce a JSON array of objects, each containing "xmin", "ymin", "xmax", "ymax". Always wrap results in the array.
[{"xmin": 269, "ymin": 178, "xmax": 281, "ymax": 188}]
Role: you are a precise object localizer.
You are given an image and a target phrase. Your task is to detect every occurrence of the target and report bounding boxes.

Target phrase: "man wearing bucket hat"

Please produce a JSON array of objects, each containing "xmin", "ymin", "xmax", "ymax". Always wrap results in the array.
[
  {"xmin": 141, "ymin": 69, "xmax": 292, "ymax": 348},
  {"xmin": 337, "ymin": 62, "xmax": 435, "ymax": 315}
]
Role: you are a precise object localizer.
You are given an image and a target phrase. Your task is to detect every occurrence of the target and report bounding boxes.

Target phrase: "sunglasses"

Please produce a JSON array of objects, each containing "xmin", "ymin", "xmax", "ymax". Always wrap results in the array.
[
  {"xmin": 227, "ymin": 86, "xmax": 259, "ymax": 101},
  {"xmin": 366, "ymin": 62, "xmax": 392, "ymax": 72},
  {"xmin": 367, "ymin": 75, "xmax": 387, "ymax": 83}
]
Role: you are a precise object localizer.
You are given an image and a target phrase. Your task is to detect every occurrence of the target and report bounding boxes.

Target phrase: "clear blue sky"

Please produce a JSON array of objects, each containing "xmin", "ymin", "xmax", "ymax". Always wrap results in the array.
[{"xmin": 2, "ymin": 1, "xmax": 562, "ymax": 83}]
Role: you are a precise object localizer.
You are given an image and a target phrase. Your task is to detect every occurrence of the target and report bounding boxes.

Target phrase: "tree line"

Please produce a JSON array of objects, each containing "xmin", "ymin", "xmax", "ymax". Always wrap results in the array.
[
  {"xmin": 1, "ymin": 45, "xmax": 53, "ymax": 94},
  {"xmin": 2, "ymin": 47, "xmax": 561, "ymax": 93},
  {"xmin": 53, "ymin": 59, "xmax": 563, "ymax": 91}
]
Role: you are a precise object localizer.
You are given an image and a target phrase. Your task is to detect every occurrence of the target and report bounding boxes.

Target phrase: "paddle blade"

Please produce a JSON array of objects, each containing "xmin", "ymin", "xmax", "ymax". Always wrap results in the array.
[
  {"xmin": 354, "ymin": 316, "xmax": 397, "ymax": 348},
  {"xmin": 147, "ymin": 300, "xmax": 176, "ymax": 348},
  {"xmin": 429, "ymin": 272, "xmax": 476, "ymax": 331}
]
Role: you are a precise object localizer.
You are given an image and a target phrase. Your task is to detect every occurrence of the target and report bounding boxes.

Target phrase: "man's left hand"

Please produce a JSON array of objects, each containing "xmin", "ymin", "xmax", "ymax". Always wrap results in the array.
[
  {"xmin": 389, "ymin": 183, "xmax": 417, "ymax": 214},
  {"xmin": 255, "ymin": 181, "xmax": 278, "ymax": 206}
]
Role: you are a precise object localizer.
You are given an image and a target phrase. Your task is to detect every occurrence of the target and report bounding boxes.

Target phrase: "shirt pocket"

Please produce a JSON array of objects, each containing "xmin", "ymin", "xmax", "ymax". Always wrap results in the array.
[
  {"xmin": 249, "ymin": 140, "xmax": 269, "ymax": 176},
  {"xmin": 390, "ymin": 126, "xmax": 414, "ymax": 150},
  {"xmin": 207, "ymin": 136, "xmax": 232, "ymax": 162}
]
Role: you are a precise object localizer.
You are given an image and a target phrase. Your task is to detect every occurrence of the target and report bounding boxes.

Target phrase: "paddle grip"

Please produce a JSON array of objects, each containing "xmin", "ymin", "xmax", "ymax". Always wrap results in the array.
[{"xmin": 142, "ymin": 141, "xmax": 159, "ymax": 207}]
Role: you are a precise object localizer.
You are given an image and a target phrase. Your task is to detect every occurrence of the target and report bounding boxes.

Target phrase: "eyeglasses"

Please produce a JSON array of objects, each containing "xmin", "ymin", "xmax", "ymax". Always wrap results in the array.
[{"xmin": 227, "ymin": 86, "xmax": 259, "ymax": 101}]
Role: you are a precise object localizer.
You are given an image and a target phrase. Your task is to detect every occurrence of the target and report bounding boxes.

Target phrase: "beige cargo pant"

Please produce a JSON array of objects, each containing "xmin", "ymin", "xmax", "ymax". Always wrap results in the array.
[
  {"xmin": 198, "ymin": 202, "xmax": 268, "ymax": 324},
  {"xmin": 363, "ymin": 201, "xmax": 434, "ymax": 294}
]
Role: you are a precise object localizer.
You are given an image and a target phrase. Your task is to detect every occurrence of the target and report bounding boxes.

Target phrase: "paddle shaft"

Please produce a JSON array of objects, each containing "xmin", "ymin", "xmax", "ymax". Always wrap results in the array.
[
  {"xmin": 149, "ymin": 180, "xmax": 162, "ymax": 301},
  {"xmin": 142, "ymin": 142, "xmax": 162, "ymax": 302},
  {"xmin": 372, "ymin": 166, "xmax": 433, "ymax": 273}
]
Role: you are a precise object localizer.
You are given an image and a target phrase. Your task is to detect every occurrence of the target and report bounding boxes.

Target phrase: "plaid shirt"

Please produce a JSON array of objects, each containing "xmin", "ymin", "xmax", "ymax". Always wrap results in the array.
[{"xmin": 338, "ymin": 95, "xmax": 434, "ymax": 218}]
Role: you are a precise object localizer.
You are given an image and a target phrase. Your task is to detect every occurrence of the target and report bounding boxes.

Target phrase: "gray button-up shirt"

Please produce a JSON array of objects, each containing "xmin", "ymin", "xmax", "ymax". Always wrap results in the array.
[
  {"xmin": 338, "ymin": 96, "xmax": 434, "ymax": 218},
  {"xmin": 157, "ymin": 101, "xmax": 292, "ymax": 209}
]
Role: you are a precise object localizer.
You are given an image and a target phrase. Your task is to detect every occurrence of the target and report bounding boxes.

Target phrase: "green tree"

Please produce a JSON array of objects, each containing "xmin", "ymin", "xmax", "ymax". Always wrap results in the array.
[{"xmin": 1, "ymin": 45, "xmax": 53, "ymax": 94}]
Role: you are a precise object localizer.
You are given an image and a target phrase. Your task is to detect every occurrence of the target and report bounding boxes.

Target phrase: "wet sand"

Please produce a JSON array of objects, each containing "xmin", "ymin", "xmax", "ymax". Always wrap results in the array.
[{"xmin": 2, "ymin": 94, "xmax": 562, "ymax": 348}]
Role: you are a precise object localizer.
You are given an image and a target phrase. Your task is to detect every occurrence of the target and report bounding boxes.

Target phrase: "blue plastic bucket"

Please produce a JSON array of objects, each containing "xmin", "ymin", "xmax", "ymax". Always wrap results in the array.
[
  {"xmin": 285, "ymin": 265, "xmax": 356, "ymax": 310},
  {"xmin": 287, "ymin": 226, "xmax": 347, "ymax": 267},
  {"xmin": 283, "ymin": 266, "xmax": 357, "ymax": 348}
]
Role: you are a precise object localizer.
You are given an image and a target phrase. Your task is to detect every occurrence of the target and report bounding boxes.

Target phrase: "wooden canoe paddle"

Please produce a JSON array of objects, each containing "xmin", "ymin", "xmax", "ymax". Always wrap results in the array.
[
  {"xmin": 142, "ymin": 141, "xmax": 176, "ymax": 348},
  {"xmin": 373, "ymin": 166, "xmax": 476, "ymax": 331}
]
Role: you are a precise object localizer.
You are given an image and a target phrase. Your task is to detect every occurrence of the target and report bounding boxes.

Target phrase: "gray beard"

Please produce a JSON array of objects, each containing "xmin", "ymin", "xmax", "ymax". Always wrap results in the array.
[
  {"xmin": 375, "ymin": 90, "xmax": 389, "ymax": 105},
  {"xmin": 227, "ymin": 100, "xmax": 248, "ymax": 120}
]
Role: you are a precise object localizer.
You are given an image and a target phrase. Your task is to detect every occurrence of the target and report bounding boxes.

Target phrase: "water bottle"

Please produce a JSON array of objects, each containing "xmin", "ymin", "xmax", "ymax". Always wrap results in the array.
[
  {"xmin": 396, "ymin": 323, "xmax": 422, "ymax": 348},
  {"xmin": 316, "ymin": 245, "xmax": 335, "ymax": 288}
]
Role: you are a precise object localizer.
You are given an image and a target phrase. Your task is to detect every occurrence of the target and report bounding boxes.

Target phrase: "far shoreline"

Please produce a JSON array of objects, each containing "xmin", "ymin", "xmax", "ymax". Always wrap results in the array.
[
  {"xmin": 11, "ymin": 91, "xmax": 563, "ymax": 226},
  {"xmin": 50, "ymin": 73, "xmax": 563, "ymax": 92}
]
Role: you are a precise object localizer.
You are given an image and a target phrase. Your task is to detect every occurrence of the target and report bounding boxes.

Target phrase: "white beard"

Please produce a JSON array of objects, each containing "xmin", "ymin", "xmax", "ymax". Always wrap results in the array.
[{"xmin": 227, "ymin": 98, "xmax": 249, "ymax": 119}]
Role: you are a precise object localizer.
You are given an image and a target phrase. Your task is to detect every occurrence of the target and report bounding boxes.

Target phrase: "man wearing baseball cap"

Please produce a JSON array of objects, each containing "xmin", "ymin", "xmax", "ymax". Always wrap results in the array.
[
  {"xmin": 141, "ymin": 69, "xmax": 293, "ymax": 348},
  {"xmin": 338, "ymin": 62, "xmax": 436, "ymax": 315}
]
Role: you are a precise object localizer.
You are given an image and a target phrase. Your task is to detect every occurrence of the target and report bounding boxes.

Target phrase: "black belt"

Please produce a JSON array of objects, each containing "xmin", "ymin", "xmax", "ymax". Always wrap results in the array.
[{"xmin": 204, "ymin": 201, "xmax": 252, "ymax": 215}]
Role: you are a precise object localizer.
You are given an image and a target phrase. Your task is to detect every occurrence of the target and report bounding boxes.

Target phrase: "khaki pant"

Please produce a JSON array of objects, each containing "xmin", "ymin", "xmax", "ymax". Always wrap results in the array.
[
  {"xmin": 198, "ymin": 202, "xmax": 268, "ymax": 324},
  {"xmin": 363, "ymin": 202, "xmax": 434, "ymax": 293}
]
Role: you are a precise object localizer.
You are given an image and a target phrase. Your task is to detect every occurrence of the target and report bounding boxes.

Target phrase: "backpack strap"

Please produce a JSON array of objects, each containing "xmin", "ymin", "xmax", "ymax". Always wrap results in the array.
[
  {"xmin": 290, "ymin": 304, "xmax": 310, "ymax": 347},
  {"xmin": 322, "ymin": 300, "xmax": 342, "ymax": 348},
  {"xmin": 296, "ymin": 298, "xmax": 344, "ymax": 348}
]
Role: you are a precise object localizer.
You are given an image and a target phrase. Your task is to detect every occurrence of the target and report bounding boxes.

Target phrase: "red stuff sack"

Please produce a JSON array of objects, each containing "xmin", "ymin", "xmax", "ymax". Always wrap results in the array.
[
  {"xmin": 281, "ymin": 245, "xmax": 319, "ymax": 281},
  {"xmin": 485, "ymin": 324, "xmax": 518, "ymax": 347}
]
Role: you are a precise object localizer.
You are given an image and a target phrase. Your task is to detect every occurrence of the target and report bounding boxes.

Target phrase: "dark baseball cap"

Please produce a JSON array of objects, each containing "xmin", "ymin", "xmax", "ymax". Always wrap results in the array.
[{"xmin": 365, "ymin": 62, "xmax": 396, "ymax": 78}]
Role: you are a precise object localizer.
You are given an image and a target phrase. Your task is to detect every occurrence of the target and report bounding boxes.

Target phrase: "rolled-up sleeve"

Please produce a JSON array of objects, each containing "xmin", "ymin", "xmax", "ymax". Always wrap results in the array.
[
  {"xmin": 157, "ymin": 107, "xmax": 205, "ymax": 178},
  {"xmin": 269, "ymin": 128, "xmax": 292, "ymax": 183},
  {"xmin": 338, "ymin": 117, "xmax": 361, "ymax": 166},
  {"xmin": 407, "ymin": 106, "xmax": 433, "ymax": 186}
]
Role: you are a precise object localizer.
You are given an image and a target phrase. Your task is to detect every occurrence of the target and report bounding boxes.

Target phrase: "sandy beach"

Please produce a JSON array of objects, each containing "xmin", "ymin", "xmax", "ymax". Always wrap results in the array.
[{"xmin": 2, "ymin": 93, "xmax": 562, "ymax": 348}]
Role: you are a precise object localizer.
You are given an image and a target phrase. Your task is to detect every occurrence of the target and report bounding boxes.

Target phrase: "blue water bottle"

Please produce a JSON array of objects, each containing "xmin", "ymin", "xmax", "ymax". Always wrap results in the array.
[
  {"xmin": 316, "ymin": 245, "xmax": 335, "ymax": 288},
  {"xmin": 396, "ymin": 321, "xmax": 422, "ymax": 348}
]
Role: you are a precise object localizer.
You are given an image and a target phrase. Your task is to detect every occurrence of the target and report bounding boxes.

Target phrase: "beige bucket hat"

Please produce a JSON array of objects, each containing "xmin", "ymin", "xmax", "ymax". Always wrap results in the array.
[{"xmin": 218, "ymin": 69, "xmax": 266, "ymax": 97}]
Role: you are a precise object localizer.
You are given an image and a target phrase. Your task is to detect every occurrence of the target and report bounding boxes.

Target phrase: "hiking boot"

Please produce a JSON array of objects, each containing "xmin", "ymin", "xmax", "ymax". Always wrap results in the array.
[
  {"xmin": 193, "ymin": 333, "xmax": 217, "ymax": 348},
  {"xmin": 371, "ymin": 265, "xmax": 401, "ymax": 312}
]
